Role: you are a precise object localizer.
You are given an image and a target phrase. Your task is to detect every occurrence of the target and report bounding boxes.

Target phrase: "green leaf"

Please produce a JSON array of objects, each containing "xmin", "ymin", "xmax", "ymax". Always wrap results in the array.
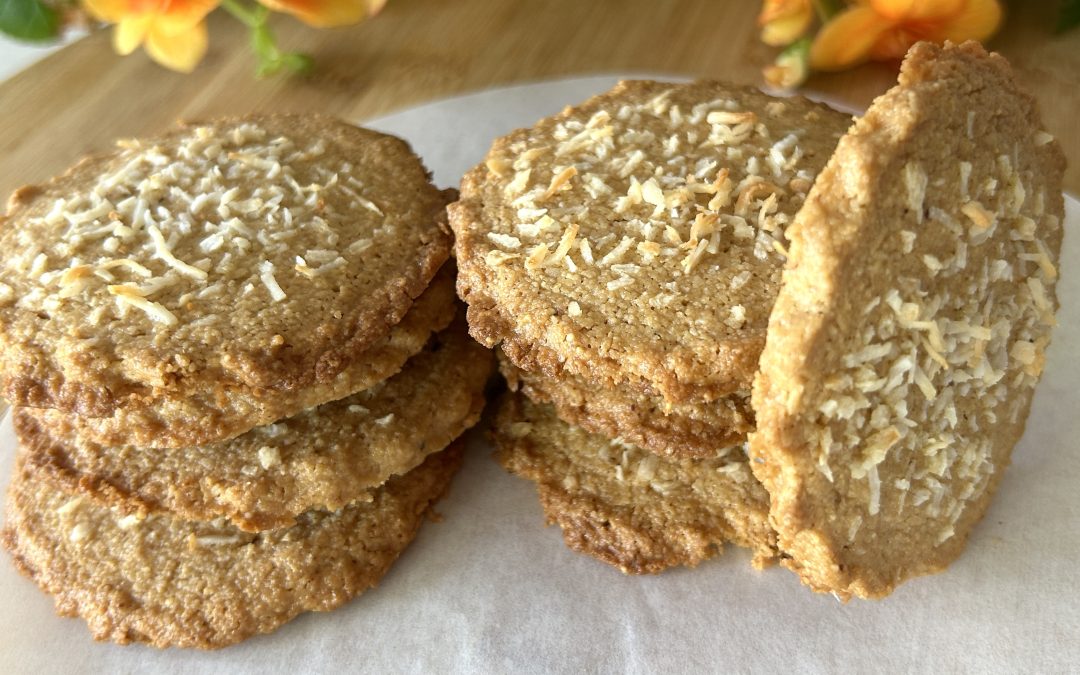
[
  {"xmin": 0, "ymin": 0, "xmax": 59, "ymax": 42},
  {"xmin": 281, "ymin": 52, "xmax": 313, "ymax": 75},
  {"xmin": 1059, "ymin": 0, "xmax": 1080, "ymax": 33},
  {"xmin": 256, "ymin": 57, "xmax": 283, "ymax": 78}
]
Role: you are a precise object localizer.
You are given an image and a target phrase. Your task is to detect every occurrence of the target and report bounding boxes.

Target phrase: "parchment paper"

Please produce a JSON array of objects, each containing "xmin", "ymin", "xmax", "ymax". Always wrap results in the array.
[{"xmin": 0, "ymin": 76, "xmax": 1077, "ymax": 673}]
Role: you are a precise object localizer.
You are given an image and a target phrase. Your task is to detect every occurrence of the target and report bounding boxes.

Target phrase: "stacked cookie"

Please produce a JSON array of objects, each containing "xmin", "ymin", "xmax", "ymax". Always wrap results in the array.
[
  {"xmin": 0, "ymin": 115, "xmax": 491, "ymax": 646},
  {"xmin": 455, "ymin": 42, "xmax": 1065, "ymax": 598},
  {"xmin": 451, "ymin": 80, "xmax": 853, "ymax": 571}
]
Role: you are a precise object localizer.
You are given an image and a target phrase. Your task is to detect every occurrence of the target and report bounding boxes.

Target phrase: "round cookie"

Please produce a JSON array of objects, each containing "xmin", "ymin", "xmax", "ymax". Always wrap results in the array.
[
  {"xmin": 0, "ymin": 114, "xmax": 453, "ymax": 442},
  {"xmin": 452, "ymin": 80, "xmax": 851, "ymax": 405},
  {"xmin": 494, "ymin": 394, "xmax": 776, "ymax": 573},
  {"xmin": 19, "ymin": 313, "xmax": 491, "ymax": 531},
  {"xmin": 500, "ymin": 353, "xmax": 753, "ymax": 459},
  {"xmin": 36, "ymin": 264, "xmax": 457, "ymax": 448},
  {"xmin": 2, "ymin": 441, "xmax": 463, "ymax": 649},
  {"xmin": 749, "ymin": 42, "xmax": 1066, "ymax": 599}
]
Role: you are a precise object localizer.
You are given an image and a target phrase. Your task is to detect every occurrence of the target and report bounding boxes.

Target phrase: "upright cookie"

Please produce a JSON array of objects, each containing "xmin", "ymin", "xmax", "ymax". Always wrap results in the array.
[
  {"xmin": 19, "ymin": 313, "xmax": 491, "ymax": 531},
  {"xmin": 750, "ymin": 42, "xmax": 1066, "ymax": 599},
  {"xmin": 0, "ymin": 115, "xmax": 453, "ymax": 445},
  {"xmin": 452, "ymin": 80, "xmax": 851, "ymax": 404},
  {"xmin": 2, "ymin": 442, "xmax": 463, "ymax": 649},
  {"xmin": 494, "ymin": 394, "xmax": 776, "ymax": 573}
]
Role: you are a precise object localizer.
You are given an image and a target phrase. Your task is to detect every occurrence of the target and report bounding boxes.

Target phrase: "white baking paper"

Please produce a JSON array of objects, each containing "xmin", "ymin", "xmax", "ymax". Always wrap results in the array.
[{"xmin": 0, "ymin": 76, "xmax": 1077, "ymax": 673}]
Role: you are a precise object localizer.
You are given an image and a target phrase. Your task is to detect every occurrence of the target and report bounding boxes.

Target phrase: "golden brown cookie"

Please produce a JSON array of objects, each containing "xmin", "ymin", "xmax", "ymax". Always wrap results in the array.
[
  {"xmin": 0, "ymin": 115, "xmax": 452, "ymax": 445},
  {"xmin": 2, "ymin": 441, "xmax": 463, "ymax": 649},
  {"xmin": 18, "ymin": 313, "xmax": 491, "ymax": 531},
  {"xmin": 452, "ymin": 80, "xmax": 851, "ymax": 405},
  {"xmin": 35, "ymin": 264, "xmax": 457, "ymax": 449},
  {"xmin": 500, "ymin": 353, "xmax": 752, "ymax": 459},
  {"xmin": 750, "ymin": 42, "xmax": 1066, "ymax": 599},
  {"xmin": 494, "ymin": 393, "xmax": 776, "ymax": 573}
]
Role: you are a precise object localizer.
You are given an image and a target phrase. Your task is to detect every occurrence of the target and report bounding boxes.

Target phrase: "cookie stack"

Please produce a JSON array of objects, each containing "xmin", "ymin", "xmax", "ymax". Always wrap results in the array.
[
  {"xmin": 0, "ymin": 115, "xmax": 491, "ymax": 646},
  {"xmin": 454, "ymin": 42, "xmax": 1065, "ymax": 598},
  {"xmin": 451, "ymin": 80, "xmax": 853, "ymax": 571}
]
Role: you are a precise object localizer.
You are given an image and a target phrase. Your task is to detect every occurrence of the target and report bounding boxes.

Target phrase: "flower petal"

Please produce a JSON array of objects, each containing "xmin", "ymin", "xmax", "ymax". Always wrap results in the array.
[
  {"xmin": 759, "ymin": 0, "xmax": 813, "ymax": 47},
  {"xmin": 925, "ymin": 0, "xmax": 1003, "ymax": 42},
  {"xmin": 868, "ymin": 26, "xmax": 921, "ymax": 61},
  {"xmin": 156, "ymin": 0, "xmax": 221, "ymax": 33},
  {"xmin": 113, "ymin": 16, "xmax": 151, "ymax": 54},
  {"xmin": 870, "ymin": 0, "xmax": 964, "ymax": 22},
  {"xmin": 144, "ymin": 19, "xmax": 207, "ymax": 72},
  {"xmin": 758, "ymin": 0, "xmax": 809, "ymax": 24},
  {"xmin": 83, "ymin": 0, "xmax": 134, "ymax": 23},
  {"xmin": 810, "ymin": 6, "xmax": 895, "ymax": 71},
  {"xmin": 257, "ymin": 0, "xmax": 369, "ymax": 28},
  {"xmin": 761, "ymin": 11, "xmax": 813, "ymax": 47}
]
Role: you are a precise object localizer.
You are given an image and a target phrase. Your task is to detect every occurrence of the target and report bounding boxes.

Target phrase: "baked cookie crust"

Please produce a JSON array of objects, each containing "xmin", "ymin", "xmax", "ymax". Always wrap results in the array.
[
  {"xmin": 18, "ymin": 313, "xmax": 491, "ymax": 531},
  {"xmin": 33, "ymin": 265, "xmax": 458, "ymax": 448},
  {"xmin": 749, "ymin": 42, "xmax": 1066, "ymax": 599},
  {"xmin": 1, "ymin": 442, "xmax": 463, "ymax": 649},
  {"xmin": 494, "ymin": 394, "xmax": 776, "ymax": 573},
  {"xmin": 500, "ymin": 353, "xmax": 752, "ymax": 459},
  {"xmin": 0, "ymin": 115, "xmax": 452, "ymax": 432},
  {"xmin": 452, "ymin": 80, "xmax": 851, "ymax": 404}
]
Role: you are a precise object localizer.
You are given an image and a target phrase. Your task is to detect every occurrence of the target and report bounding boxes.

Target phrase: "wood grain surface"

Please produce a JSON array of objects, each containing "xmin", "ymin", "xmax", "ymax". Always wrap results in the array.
[{"xmin": 0, "ymin": 0, "xmax": 1077, "ymax": 198}]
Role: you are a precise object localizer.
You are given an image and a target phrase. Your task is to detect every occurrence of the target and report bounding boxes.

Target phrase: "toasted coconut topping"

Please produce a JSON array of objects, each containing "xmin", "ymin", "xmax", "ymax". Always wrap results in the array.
[
  {"xmin": 473, "ymin": 82, "xmax": 851, "ymax": 360},
  {"xmin": 808, "ymin": 135, "xmax": 1061, "ymax": 545},
  {"xmin": 6, "ymin": 120, "xmax": 404, "ymax": 338}
]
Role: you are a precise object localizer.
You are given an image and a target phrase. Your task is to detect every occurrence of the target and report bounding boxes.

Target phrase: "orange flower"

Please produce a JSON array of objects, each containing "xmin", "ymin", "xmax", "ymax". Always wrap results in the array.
[
  {"xmin": 256, "ymin": 0, "xmax": 385, "ymax": 28},
  {"xmin": 758, "ymin": 0, "xmax": 813, "ymax": 47},
  {"xmin": 83, "ymin": 0, "xmax": 219, "ymax": 72},
  {"xmin": 763, "ymin": 39, "xmax": 811, "ymax": 89},
  {"xmin": 810, "ymin": 0, "xmax": 1002, "ymax": 70}
]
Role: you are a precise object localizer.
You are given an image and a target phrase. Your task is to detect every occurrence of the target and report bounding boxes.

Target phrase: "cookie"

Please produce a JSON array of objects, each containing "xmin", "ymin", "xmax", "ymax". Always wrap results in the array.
[
  {"xmin": 494, "ymin": 393, "xmax": 776, "ymax": 573},
  {"xmin": 18, "ymin": 312, "xmax": 491, "ymax": 531},
  {"xmin": 2, "ymin": 441, "xmax": 463, "ymax": 649},
  {"xmin": 452, "ymin": 80, "xmax": 851, "ymax": 405},
  {"xmin": 36, "ymin": 264, "xmax": 457, "ymax": 449},
  {"xmin": 749, "ymin": 42, "xmax": 1066, "ymax": 599},
  {"xmin": 500, "ymin": 353, "xmax": 752, "ymax": 459},
  {"xmin": 0, "ymin": 114, "xmax": 452, "ymax": 443}
]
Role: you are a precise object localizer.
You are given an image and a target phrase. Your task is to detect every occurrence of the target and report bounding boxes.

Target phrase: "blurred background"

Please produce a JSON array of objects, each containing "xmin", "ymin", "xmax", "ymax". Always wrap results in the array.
[{"xmin": 0, "ymin": 0, "xmax": 1077, "ymax": 195}]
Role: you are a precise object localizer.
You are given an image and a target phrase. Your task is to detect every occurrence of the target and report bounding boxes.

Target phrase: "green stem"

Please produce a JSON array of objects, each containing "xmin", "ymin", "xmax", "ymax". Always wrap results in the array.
[
  {"xmin": 219, "ymin": 0, "xmax": 312, "ymax": 77},
  {"xmin": 811, "ymin": 0, "xmax": 843, "ymax": 22},
  {"xmin": 219, "ymin": 0, "xmax": 265, "ymax": 28}
]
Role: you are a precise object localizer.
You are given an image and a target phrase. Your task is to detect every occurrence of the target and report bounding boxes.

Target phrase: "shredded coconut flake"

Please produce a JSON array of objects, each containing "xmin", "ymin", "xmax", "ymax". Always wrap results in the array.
[
  {"xmin": 258, "ymin": 445, "xmax": 282, "ymax": 469},
  {"xmin": 147, "ymin": 224, "xmax": 208, "ymax": 280},
  {"xmin": 487, "ymin": 232, "xmax": 522, "ymax": 250},
  {"xmin": 108, "ymin": 285, "xmax": 177, "ymax": 325},
  {"xmin": 546, "ymin": 223, "xmax": 579, "ymax": 266},
  {"xmin": 259, "ymin": 261, "xmax": 286, "ymax": 302},
  {"xmin": 599, "ymin": 236, "xmax": 635, "ymax": 266}
]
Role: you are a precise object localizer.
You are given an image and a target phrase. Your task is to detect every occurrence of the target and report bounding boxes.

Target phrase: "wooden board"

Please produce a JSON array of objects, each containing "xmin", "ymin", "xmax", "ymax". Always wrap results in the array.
[{"xmin": 0, "ymin": 0, "xmax": 1077, "ymax": 199}]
